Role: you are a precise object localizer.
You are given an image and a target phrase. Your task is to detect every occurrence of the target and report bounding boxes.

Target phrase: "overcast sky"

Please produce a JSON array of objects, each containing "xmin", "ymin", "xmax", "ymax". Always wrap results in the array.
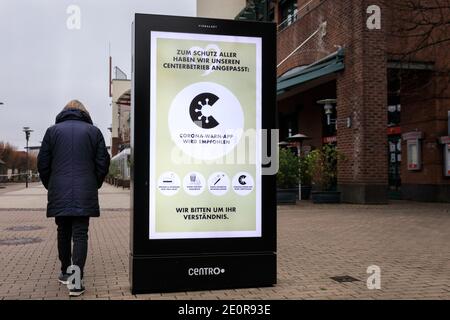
[{"xmin": 0, "ymin": 0, "xmax": 196, "ymax": 149}]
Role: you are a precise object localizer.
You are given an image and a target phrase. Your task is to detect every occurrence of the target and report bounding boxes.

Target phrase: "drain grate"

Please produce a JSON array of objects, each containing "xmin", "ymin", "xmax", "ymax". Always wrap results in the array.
[
  {"xmin": 6, "ymin": 225, "xmax": 44, "ymax": 231},
  {"xmin": 0, "ymin": 237, "xmax": 43, "ymax": 246},
  {"xmin": 331, "ymin": 275, "xmax": 361, "ymax": 283}
]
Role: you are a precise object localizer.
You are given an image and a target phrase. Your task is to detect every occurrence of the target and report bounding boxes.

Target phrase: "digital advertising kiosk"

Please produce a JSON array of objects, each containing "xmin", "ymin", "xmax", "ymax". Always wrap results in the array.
[{"xmin": 130, "ymin": 13, "xmax": 276, "ymax": 293}]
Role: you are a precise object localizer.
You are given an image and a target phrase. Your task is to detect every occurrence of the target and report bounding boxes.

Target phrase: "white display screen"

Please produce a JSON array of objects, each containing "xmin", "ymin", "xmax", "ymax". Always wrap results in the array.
[{"xmin": 149, "ymin": 31, "xmax": 262, "ymax": 239}]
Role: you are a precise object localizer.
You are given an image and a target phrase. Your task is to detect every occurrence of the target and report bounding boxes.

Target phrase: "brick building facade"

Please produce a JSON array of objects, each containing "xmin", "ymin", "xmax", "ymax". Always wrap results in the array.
[{"xmin": 238, "ymin": 0, "xmax": 450, "ymax": 203}]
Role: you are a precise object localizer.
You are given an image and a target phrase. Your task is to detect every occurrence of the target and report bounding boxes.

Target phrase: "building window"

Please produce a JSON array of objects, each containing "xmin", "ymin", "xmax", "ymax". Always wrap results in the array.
[
  {"xmin": 268, "ymin": 7, "xmax": 275, "ymax": 22},
  {"xmin": 280, "ymin": 0, "xmax": 298, "ymax": 28},
  {"xmin": 387, "ymin": 72, "xmax": 401, "ymax": 127},
  {"xmin": 388, "ymin": 104, "xmax": 401, "ymax": 126},
  {"xmin": 279, "ymin": 111, "xmax": 298, "ymax": 141}
]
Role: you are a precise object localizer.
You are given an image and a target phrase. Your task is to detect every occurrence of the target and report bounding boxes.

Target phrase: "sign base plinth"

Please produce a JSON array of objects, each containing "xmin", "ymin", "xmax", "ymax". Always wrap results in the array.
[{"xmin": 130, "ymin": 253, "xmax": 276, "ymax": 294}]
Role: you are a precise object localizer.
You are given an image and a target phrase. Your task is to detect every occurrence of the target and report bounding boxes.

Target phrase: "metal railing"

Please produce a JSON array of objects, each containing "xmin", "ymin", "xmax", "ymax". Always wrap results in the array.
[
  {"xmin": 277, "ymin": 0, "xmax": 323, "ymax": 32},
  {"xmin": 235, "ymin": 0, "xmax": 270, "ymax": 22},
  {"xmin": 0, "ymin": 173, "xmax": 40, "ymax": 183},
  {"xmin": 277, "ymin": 9, "xmax": 299, "ymax": 32}
]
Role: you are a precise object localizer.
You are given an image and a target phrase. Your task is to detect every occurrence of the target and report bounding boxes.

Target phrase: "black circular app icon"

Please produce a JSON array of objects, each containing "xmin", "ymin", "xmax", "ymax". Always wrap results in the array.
[
  {"xmin": 189, "ymin": 92, "xmax": 220, "ymax": 129},
  {"xmin": 238, "ymin": 175, "xmax": 247, "ymax": 185}
]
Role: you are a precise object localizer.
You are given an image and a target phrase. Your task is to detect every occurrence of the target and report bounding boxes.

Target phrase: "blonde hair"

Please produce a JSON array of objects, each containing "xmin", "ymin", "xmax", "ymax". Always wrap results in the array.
[{"xmin": 63, "ymin": 100, "xmax": 89, "ymax": 116}]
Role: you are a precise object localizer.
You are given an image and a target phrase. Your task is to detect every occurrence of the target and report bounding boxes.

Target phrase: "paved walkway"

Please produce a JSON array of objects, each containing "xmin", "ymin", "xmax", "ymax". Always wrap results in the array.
[
  {"xmin": 0, "ymin": 183, "xmax": 31, "ymax": 195},
  {"xmin": 0, "ymin": 183, "xmax": 449, "ymax": 300}
]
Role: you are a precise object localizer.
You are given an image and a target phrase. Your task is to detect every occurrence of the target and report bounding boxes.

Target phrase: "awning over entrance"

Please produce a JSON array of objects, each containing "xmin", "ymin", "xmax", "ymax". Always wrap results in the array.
[{"xmin": 277, "ymin": 48, "xmax": 345, "ymax": 96}]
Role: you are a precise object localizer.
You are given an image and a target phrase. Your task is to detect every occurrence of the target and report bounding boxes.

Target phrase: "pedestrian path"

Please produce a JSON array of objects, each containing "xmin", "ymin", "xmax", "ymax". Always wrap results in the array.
[
  {"xmin": 0, "ymin": 183, "xmax": 129, "ymax": 210},
  {"xmin": 0, "ymin": 183, "xmax": 449, "ymax": 299}
]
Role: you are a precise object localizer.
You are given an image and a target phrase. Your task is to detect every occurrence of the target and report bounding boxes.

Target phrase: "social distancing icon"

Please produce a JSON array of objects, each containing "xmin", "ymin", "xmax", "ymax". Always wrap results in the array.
[{"xmin": 157, "ymin": 172, "xmax": 181, "ymax": 196}]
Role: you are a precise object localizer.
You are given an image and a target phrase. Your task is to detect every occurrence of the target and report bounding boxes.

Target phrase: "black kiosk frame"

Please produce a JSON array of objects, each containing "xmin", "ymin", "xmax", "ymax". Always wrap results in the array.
[{"xmin": 130, "ymin": 13, "xmax": 276, "ymax": 294}]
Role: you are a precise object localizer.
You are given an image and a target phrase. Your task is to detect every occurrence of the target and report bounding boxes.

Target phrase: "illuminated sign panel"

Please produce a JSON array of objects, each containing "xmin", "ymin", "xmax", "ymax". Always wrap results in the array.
[
  {"xmin": 130, "ymin": 14, "xmax": 276, "ymax": 294},
  {"xmin": 149, "ymin": 31, "xmax": 262, "ymax": 239}
]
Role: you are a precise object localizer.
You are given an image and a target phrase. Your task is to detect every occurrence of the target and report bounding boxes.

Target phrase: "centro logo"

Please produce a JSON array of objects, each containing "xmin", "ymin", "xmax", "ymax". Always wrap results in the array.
[{"xmin": 188, "ymin": 267, "xmax": 225, "ymax": 276}]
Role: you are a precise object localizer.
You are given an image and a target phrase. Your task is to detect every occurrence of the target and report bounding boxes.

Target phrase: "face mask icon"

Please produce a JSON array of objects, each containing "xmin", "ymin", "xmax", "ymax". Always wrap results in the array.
[{"xmin": 189, "ymin": 92, "xmax": 220, "ymax": 129}]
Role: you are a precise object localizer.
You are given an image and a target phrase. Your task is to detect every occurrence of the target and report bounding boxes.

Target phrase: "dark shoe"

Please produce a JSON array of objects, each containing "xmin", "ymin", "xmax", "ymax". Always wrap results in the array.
[
  {"xmin": 58, "ymin": 272, "xmax": 70, "ymax": 285},
  {"xmin": 69, "ymin": 283, "xmax": 85, "ymax": 297}
]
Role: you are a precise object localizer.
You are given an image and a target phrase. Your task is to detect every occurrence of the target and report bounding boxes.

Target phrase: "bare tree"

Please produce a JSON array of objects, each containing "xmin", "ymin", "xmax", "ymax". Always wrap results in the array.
[
  {"xmin": 0, "ymin": 141, "xmax": 17, "ymax": 169},
  {"xmin": 0, "ymin": 141, "xmax": 38, "ymax": 174},
  {"xmin": 385, "ymin": 0, "xmax": 449, "ymax": 54},
  {"xmin": 384, "ymin": 0, "xmax": 450, "ymax": 100}
]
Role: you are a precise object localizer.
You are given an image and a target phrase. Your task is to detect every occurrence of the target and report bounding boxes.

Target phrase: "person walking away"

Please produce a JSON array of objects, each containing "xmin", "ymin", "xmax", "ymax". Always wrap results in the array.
[{"xmin": 37, "ymin": 100, "xmax": 110, "ymax": 296}]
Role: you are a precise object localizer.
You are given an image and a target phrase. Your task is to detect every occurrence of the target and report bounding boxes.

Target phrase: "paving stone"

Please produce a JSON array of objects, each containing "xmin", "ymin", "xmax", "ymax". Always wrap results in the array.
[{"xmin": 0, "ymin": 183, "xmax": 449, "ymax": 299}]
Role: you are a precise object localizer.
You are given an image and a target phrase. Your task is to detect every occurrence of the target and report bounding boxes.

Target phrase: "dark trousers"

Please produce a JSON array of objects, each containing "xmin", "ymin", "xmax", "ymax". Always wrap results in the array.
[{"xmin": 55, "ymin": 217, "xmax": 90, "ymax": 278}]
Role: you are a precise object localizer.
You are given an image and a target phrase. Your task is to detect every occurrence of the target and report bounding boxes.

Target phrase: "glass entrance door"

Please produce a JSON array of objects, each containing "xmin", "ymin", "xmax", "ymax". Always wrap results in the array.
[{"xmin": 388, "ymin": 134, "xmax": 402, "ymax": 199}]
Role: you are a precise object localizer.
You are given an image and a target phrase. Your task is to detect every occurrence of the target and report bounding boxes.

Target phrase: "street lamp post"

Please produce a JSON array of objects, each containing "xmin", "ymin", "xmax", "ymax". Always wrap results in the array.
[
  {"xmin": 287, "ymin": 133, "xmax": 312, "ymax": 201},
  {"xmin": 23, "ymin": 127, "xmax": 33, "ymax": 188}
]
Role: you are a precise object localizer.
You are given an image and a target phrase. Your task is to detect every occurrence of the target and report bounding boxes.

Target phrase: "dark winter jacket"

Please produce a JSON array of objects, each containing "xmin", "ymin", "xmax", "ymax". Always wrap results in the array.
[{"xmin": 37, "ymin": 109, "xmax": 110, "ymax": 217}]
